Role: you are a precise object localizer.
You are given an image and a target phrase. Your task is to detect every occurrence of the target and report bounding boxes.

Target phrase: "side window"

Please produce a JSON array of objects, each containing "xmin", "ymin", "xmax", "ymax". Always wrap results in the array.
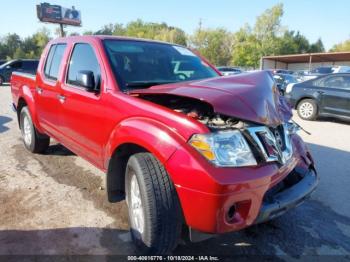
[
  {"xmin": 340, "ymin": 76, "xmax": 350, "ymax": 89},
  {"xmin": 313, "ymin": 76, "xmax": 337, "ymax": 88},
  {"xmin": 23, "ymin": 61, "xmax": 39, "ymax": 72},
  {"xmin": 67, "ymin": 43, "xmax": 101, "ymax": 90},
  {"xmin": 10, "ymin": 61, "xmax": 22, "ymax": 69},
  {"xmin": 44, "ymin": 44, "xmax": 67, "ymax": 80},
  {"xmin": 323, "ymin": 76, "xmax": 344, "ymax": 88}
]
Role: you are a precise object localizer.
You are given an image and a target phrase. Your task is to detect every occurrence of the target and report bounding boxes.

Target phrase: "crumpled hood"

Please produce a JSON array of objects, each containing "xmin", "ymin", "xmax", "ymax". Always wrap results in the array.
[{"xmin": 131, "ymin": 71, "xmax": 292, "ymax": 127}]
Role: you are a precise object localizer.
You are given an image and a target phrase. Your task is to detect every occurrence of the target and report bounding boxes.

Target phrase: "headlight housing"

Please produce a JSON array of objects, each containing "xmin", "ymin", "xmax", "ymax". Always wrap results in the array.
[
  {"xmin": 189, "ymin": 130, "xmax": 257, "ymax": 167},
  {"xmin": 285, "ymin": 83, "xmax": 295, "ymax": 94}
]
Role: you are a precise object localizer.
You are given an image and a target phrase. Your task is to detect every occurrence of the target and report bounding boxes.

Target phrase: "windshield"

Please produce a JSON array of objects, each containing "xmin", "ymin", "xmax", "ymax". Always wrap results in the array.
[
  {"xmin": 103, "ymin": 40, "xmax": 218, "ymax": 90},
  {"xmin": 0, "ymin": 60, "xmax": 13, "ymax": 69}
]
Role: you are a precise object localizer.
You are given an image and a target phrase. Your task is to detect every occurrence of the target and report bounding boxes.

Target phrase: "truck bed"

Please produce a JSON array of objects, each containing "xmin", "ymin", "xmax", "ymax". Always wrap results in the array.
[{"xmin": 10, "ymin": 71, "xmax": 36, "ymax": 108}]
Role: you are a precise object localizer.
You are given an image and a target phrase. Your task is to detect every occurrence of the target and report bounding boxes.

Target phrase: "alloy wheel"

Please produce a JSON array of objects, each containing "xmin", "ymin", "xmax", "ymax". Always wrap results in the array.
[
  {"xmin": 129, "ymin": 173, "xmax": 145, "ymax": 234},
  {"xmin": 299, "ymin": 102, "xmax": 314, "ymax": 118}
]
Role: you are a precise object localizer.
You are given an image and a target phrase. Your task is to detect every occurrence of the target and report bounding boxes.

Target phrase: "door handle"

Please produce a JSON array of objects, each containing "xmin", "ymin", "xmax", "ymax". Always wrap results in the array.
[
  {"xmin": 57, "ymin": 94, "xmax": 66, "ymax": 103},
  {"xmin": 36, "ymin": 87, "xmax": 43, "ymax": 95}
]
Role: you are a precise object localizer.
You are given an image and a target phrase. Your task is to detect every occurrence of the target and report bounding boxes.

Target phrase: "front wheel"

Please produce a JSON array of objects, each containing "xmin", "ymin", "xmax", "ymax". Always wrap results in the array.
[
  {"xmin": 125, "ymin": 153, "xmax": 182, "ymax": 254},
  {"xmin": 20, "ymin": 106, "xmax": 50, "ymax": 153},
  {"xmin": 297, "ymin": 99, "xmax": 318, "ymax": 120}
]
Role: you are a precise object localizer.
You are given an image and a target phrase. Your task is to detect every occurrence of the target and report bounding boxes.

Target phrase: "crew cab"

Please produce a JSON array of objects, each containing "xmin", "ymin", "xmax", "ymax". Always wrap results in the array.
[{"xmin": 11, "ymin": 36, "xmax": 318, "ymax": 254}]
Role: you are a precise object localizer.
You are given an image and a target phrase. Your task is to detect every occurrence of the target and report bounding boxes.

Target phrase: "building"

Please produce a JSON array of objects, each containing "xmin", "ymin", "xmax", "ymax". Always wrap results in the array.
[{"xmin": 260, "ymin": 51, "xmax": 350, "ymax": 71}]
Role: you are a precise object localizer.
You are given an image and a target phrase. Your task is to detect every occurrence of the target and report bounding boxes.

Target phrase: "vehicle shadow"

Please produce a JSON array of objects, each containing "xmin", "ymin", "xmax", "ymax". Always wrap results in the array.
[
  {"xmin": 45, "ymin": 143, "xmax": 75, "ymax": 156},
  {"xmin": 0, "ymin": 227, "xmax": 135, "ymax": 256},
  {"xmin": 0, "ymin": 115, "xmax": 12, "ymax": 133},
  {"xmin": 316, "ymin": 116, "xmax": 350, "ymax": 125}
]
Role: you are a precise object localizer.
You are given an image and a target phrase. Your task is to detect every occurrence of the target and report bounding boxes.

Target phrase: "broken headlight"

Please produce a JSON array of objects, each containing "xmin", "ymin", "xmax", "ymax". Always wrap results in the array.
[
  {"xmin": 285, "ymin": 121, "xmax": 301, "ymax": 135},
  {"xmin": 189, "ymin": 130, "xmax": 257, "ymax": 167}
]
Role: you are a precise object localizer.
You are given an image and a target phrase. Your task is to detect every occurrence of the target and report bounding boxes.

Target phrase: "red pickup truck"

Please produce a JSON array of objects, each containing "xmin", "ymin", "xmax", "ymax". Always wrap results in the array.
[{"xmin": 11, "ymin": 36, "xmax": 318, "ymax": 254}]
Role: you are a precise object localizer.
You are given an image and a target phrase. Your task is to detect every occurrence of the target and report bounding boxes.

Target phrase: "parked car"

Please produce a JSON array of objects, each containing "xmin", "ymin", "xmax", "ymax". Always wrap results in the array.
[
  {"xmin": 293, "ymin": 70, "xmax": 310, "ymax": 81},
  {"xmin": 285, "ymin": 73, "xmax": 350, "ymax": 121},
  {"xmin": 0, "ymin": 59, "xmax": 39, "ymax": 85},
  {"xmin": 273, "ymin": 73, "xmax": 299, "ymax": 95},
  {"xmin": 0, "ymin": 60, "xmax": 7, "ymax": 66},
  {"xmin": 300, "ymin": 66, "xmax": 350, "ymax": 82},
  {"xmin": 11, "ymin": 36, "xmax": 318, "ymax": 254},
  {"xmin": 217, "ymin": 66, "xmax": 242, "ymax": 76},
  {"xmin": 271, "ymin": 69, "xmax": 294, "ymax": 75},
  {"xmin": 332, "ymin": 65, "xmax": 350, "ymax": 73},
  {"xmin": 311, "ymin": 66, "xmax": 350, "ymax": 74}
]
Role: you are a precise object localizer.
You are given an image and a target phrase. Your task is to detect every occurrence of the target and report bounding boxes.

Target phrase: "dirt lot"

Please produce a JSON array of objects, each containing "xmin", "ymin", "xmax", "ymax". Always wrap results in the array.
[{"xmin": 1, "ymin": 84, "xmax": 350, "ymax": 257}]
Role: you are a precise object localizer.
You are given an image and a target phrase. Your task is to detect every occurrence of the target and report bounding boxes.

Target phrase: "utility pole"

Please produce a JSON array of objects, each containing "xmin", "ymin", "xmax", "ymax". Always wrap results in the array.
[
  {"xmin": 198, "ymin": 18, "xmax": 203, "ymax": 32},
  {"xmin": 59, "ymin": 24, "xmax": 65, "ymax": 37}
]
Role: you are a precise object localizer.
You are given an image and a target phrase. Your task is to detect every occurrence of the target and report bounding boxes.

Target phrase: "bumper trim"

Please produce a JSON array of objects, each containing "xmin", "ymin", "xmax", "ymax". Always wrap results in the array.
[{"xmin": 255, "ymin": 168, "xmax": 318, "ymax": 224}]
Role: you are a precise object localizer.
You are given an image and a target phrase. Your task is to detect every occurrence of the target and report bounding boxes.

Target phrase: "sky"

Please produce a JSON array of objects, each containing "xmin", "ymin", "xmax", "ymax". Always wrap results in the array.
[{"xmin": 1, "ymin": 0, "xmax": 349, "ymax": 50}]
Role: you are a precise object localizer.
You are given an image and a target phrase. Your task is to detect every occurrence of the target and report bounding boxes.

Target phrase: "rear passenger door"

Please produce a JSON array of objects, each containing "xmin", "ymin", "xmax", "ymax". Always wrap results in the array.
[
  {"xmin": 36, "ymin": 44, "xmax": 67, "ymax": 139},
  {"xmin": 59, "ymin": 43, "xmax": 107, "ymax": 167}
]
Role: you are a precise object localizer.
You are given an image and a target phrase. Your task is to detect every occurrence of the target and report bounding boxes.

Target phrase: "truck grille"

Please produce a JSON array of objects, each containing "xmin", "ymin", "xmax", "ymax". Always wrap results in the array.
[{"xmin": 245, "ymin": 124, "xmax": 293, "ymax": 165}]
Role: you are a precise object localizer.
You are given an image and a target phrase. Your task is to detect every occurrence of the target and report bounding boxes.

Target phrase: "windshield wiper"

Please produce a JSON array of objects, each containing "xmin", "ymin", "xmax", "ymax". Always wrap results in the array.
[{"xmin": 125, "ymin": 81, "xmax": 176, "ymax": 88}]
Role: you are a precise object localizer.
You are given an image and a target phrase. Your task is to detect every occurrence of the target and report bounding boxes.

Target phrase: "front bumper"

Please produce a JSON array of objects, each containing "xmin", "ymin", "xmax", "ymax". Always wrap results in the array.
[
  {"xmin": 255, "ymin": 167, "xmax": 318, "ymax": 224},
  {"xmin": 166, "ymin": 134, "xmax": 317, "ymax": 234}
]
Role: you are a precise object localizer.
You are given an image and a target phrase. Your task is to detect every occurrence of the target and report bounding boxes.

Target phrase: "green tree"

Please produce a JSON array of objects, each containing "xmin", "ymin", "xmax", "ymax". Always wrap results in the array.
[
  {"xmin": 190, "ymin": 27, "xmax": 232, "ymax": 65},
  {"xmin": 95, "ymin": 24, "xmax": 114, "ymax": 35},
  {"xmin": 330, "ymin": 39, "xmax": 350, "ymax": 52},
  {"xmin": 231, "ymin": 25, "xmax": 260, "ymax": 67},
  {"xmin": 2, "ymin": 33, "xmax": 21, "ymax": 59},
  {"xmin": 309, "ymin": 38, "xmax": 325, "ymax": 53},
  {"xmin": 254, "ymin": 3, "xmax": 284, "ymax": 56},
  {"xmin": 93, "ymin": 19, "xmax": 187, "ymax": 45}
]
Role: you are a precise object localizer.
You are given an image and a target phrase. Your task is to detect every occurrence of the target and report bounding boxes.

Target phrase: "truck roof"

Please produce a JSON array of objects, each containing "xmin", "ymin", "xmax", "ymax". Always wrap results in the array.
[{"xmin": 52, "ymin": 35, "xmax": 182, "ymax": 47}]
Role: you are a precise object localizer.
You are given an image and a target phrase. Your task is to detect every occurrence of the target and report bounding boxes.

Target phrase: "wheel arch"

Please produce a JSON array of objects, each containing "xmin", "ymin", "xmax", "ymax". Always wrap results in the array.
[
  {"xmin": 295, "ymin": 96, "xmax": 318, "ymax": 110},
  {"xmin": 105, "ymin": 118, "xmax": 186, "ymax": 203},
  {"xmin": 16, "ymin": 85, "xmax": 43, "ymax": 133},
  {"xmin": 16, "ymin": 97, "xmax": 28, "ymax": 127},
  {"xmin": 106, "ymin": 142, "xmax": 150, "ymax": 202}
]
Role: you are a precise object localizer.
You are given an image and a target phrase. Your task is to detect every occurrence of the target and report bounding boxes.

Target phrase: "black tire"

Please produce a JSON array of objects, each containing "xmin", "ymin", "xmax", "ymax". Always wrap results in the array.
[
  {"xmin": 125, "ymin": 153, "xmax": 182, "ymax": 254},
  {"xmin": 297, "ymin": 99, "xmax": 318, "ymax": 120},
  {"xmin": 20, "ymin": 106, "xmax": 50, "ymax": 153}
]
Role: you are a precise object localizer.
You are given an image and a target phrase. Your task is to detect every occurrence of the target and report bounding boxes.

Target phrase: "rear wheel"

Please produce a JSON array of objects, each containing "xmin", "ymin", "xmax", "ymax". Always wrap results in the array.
[
  {"xmin": 20, "ymin": 106, "xmax": 50, "ymax": 153},
  {"xmin": 297, "ymin": 99, "xmax": 318, "ymax": 120},
  {"xmin": 125, "ymin": 153, "xmax": 182, "ymax": 254}
]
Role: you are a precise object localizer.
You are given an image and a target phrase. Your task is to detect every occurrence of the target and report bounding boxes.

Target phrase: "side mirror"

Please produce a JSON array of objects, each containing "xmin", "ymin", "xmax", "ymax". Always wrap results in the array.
[
  {"xmin": 5, "ymin": 65, "xmax": 11, "ymax": 69},
  {"xmin": 76, "ymin": 70, "xmax": 96, "ymax": 91}
]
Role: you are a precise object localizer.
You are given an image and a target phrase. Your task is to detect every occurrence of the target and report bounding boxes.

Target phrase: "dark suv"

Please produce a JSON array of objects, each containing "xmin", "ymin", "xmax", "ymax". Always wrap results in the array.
[{"xmin": 0, "ymin": 59, "xmax": 39, "ymax": 85}]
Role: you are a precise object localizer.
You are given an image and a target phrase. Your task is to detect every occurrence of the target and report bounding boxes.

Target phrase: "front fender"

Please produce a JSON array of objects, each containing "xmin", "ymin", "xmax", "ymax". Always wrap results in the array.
[{"xmin": 104, "ymin": 117, "xmax": 188, "ymax": 168}]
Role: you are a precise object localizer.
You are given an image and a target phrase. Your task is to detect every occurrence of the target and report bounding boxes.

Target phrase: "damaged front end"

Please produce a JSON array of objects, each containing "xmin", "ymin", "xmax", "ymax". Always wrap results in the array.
[
  {"xmin": 131, "ymin": 71, "xmax": 299, "ymax": 168},
  {"xmin": 129, "ymin": 71, "xmax": 318, "ymax": 237}
]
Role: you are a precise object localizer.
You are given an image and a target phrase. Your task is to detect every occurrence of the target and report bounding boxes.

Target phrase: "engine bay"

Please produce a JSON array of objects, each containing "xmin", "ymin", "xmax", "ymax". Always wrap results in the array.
[{"xmin": 137, "ymin": 94, "xmax": 245, "ymax": 130}]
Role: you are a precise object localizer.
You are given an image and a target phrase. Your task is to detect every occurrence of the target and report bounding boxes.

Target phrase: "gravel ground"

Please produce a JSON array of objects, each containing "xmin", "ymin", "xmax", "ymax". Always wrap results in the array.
[{"xmin": 0, "ymin": 84, "xmax": 350, "ymax": 258}]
